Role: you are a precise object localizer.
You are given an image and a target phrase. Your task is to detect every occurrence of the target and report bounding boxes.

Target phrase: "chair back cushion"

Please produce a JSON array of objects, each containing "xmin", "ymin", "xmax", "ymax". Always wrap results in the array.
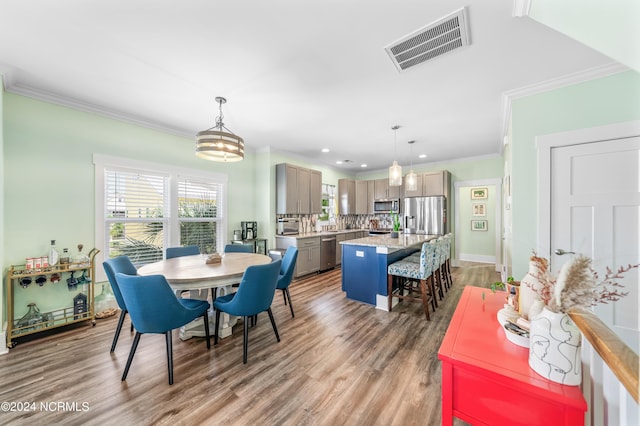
[
  {"xmin": 420, "ymin": 242, "xmax": 437, "ymax": 277},
  {"xmin": 224, "ymin": 243, "xmax": 253, "ymax": 253},
  {"xmin": 166, "ymin": 245, "xmax": 200, "ymax": 259},
  {"xmin": 276, "ymin": 247, "xmax": 298, "ymax": 290},
  {"xmin": 215, "ymin": 260, "xmax": 281, "ymax": 316},
  {"xmin": 103, "ymin": 256, "xmax": 138, "ymax": 310},
  {"xmin": 115, "ymin": 273, "xmax": 208, "ymax": 334}
]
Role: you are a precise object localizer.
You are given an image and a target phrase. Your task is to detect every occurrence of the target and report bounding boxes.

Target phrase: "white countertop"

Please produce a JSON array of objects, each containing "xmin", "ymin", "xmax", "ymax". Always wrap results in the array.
[{"xmin": 340, "ymin": 234, "xmax": 438, "ymax": 249}]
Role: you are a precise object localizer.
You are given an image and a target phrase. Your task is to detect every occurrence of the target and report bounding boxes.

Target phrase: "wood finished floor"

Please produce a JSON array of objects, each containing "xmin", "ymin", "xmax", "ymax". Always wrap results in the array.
[{"xmin": 0, "ymin": 262, "xmax": 499, "ymax": 426}]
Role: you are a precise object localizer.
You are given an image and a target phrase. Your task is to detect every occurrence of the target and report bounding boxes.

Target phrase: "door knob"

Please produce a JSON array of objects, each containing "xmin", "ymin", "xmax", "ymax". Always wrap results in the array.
[{"xmin": 554, "ymin": 249, "xmax": 575, "ymax": 256}]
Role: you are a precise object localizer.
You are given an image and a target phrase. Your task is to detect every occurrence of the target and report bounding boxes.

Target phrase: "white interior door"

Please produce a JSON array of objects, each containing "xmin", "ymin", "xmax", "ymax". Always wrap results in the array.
[{"xmin": 547, "ymin": 131, "xmax": 639, "ymax": 426}]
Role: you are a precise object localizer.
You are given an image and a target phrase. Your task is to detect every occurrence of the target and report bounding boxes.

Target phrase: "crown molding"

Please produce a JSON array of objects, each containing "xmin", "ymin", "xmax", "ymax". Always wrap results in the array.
[
  {"xmin": 5, "ymin": 80, "xmax": 195, "ymax": 139},
  {"xmin": 512, "ymin": 0, "xmax": 532, "ymax": 18},
  {"xmin": 500, "ymin": 62, "xmax": 630, "ymax": 141}
]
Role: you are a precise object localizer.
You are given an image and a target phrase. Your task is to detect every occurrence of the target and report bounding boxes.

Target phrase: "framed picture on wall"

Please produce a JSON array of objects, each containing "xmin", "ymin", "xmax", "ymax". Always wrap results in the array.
[
  {"xmin": 471, "ymin": 220, "xmax": 488, "ymax": 231},
  {"xmin": 472, "ymin": 203, "xmax": 486, "ymax": 216},
  {"xmin": 471, "ymin": 187, "xmax": 488, "ymax": 199}
]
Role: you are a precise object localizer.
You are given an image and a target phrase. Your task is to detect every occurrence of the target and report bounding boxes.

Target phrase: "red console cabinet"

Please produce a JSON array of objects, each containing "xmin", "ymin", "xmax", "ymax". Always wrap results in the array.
[{"xmin": 438, "ymin": 286, "xmax": 586, "ymax": 426}]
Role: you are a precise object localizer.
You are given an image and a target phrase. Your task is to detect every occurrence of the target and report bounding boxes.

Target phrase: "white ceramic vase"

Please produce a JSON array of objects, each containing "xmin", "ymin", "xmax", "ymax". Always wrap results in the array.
[
  {"xmin": 519, "ymin": 260, "xmax": 544, "ymax": 320},
  {"xmin": 528, "ymin": 307, "xmax": 582, "ymax": 386}
]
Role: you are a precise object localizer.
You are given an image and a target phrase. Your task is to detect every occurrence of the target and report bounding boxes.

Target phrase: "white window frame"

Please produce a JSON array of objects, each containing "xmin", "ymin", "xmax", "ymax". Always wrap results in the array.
[{"xmin": 93, "ymin": 154, "xmax": 228, "ymax": 281}]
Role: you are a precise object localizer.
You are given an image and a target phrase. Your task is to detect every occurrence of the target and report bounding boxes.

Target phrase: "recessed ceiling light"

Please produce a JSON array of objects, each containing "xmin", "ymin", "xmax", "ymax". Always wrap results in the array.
[
  {"xmin": 321, "ymin": 148, "xmax": 330, "ymax": 153},
  {"xmin": 361, "ymin": 164, "xmax": 367, "ymax": 168},
  {"xmin": 336, "ymin": 160, "xmax": 343, "ymax": 165},
  {"xmin": 419, "ymin": 154, "xmax": 427, "ymax": 159}
]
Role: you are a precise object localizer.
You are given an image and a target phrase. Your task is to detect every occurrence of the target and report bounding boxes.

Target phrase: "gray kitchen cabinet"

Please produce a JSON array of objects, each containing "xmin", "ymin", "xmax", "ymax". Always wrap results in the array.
[
  {"xmin": 335, "ymin": 233, "xmax": 346, "ymax": 265},
  {"xmin": 402, "ymin": 170, "xmax": 451, "ymax": 198},
  {"xmin": 374, "ymin": 178, "xmax": 401, "ymax": 199},
  {"xmin": 276, "ymin": 163, "xmax": 322, "ymax": 214},
  {"xmin": 355, "ymin": 180, "xmax": 368, "ymax": 215},
  {"xmin": 423, "ymin": 171, "xmax": 449, "ymax": 196},
  {"xmin": 338, "ymin": 178, "xmax": 356, "ymax": 215},
  {"xmin": 367, "ymin": 180, "xmax": 375, "ymax": 214},
  {"xmin": 275, "ymin": 235, "xmax": 321, "ymax": 278},
  {"xmin": 310, "ymin": 170, "xmax": 322, "ymax": 214}
]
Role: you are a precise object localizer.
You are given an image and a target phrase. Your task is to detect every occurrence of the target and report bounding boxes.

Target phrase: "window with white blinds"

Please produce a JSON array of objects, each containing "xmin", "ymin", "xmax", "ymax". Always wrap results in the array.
[
  {"xmin": 95, "ymin": 155, "xmax": 228, "ymax": 268},
  {"xmin": 104, "ymin": 168, "xmax": 169, "ymax": 265},
  {"xmin": 177, "ymin": 177, "xmax": 224, "ymax": 254}
]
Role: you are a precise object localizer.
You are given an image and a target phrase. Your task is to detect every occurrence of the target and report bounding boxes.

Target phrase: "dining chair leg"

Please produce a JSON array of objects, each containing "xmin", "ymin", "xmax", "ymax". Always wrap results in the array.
[
  {"xmin": 267, "ymin": 308, "xmax": 280, "ymax": 342},
  {"xmin": 203, "ymin": 311, "xmax": 211, "ymax": 349},
  {"xmin": 282, "ymin": 290, "xmax": 288, "ymax": 306},
  {"xmin": 165, "ymin": 330, "xmax": 174, "ymax": 385},
  {"xmin": 243, "ymin": 316, "xmax": 249, "ymax": 364},
  {"xmin": 211, "ymin": 287, "xmax": 217, "ymax": 303},
  {"xmin": 214, "ymin": 309, "xmax": 221, "ymax": 345},
  {"xmin": 387, "ymin": 274, "xmax": 393, "ymax": 312},
  {"xmin": 111, "ymin": 309, "xmax": 127, "ymax": 352},
  {"xmin": 122, "ymin": 331, "xmax": 141, "ymax": 381},
  {"xmin": 284, "ymin": 288, "xmax": 295, "ymax": 317}
]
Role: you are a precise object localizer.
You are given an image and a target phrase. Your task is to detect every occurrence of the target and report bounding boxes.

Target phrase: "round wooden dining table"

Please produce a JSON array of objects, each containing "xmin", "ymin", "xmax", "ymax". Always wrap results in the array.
[
  {"xmin": 137, "ymin": 252, "xmax": 272, "ymax": 340},
  {"xmin": 137, "ymin": 252, "xmax": 272, "ymax": 291}
]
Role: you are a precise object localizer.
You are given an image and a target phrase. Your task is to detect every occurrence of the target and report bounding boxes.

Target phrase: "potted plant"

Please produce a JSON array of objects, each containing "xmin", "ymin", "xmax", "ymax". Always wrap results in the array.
[
  {"xmin": 390, "ymin": 211, "xmax": 400, "ymax": 238},
  {"xmin": 491, "ymin": 276, "xmax": 520, "ymax": 315}
]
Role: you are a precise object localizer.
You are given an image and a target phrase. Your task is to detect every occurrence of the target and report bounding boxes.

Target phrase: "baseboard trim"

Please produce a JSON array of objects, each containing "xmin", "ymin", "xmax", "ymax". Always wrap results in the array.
[
  {"xmin": 459, "ymin": 254, "xmax": 496, "ymax": 264},
  {"xmin": 0, "ymin": 329, "xmax": 8, "ymax": 355}
]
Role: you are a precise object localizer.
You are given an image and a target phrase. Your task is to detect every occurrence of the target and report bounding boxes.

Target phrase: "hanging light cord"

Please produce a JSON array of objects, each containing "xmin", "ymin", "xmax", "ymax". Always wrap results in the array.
[
  {"xmin": 392, "ymin": 125, "xmax": 400, "ymax": 158},
  {"xmin": 409, "ymin": 140, "xmax": 414, "ymax": 168}
]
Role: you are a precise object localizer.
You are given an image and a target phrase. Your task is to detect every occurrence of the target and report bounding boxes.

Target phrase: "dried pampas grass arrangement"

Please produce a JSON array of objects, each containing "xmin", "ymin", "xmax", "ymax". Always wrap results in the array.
[{"xmin": 524, "ymin": 252, "xmax": 638, "ymax": 313}]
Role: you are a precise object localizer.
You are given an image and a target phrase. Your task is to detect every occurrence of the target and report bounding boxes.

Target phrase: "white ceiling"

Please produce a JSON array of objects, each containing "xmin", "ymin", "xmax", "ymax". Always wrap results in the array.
[{"xmin": 0, "ymin": 0, "xmax": 619, "ymax": 172}]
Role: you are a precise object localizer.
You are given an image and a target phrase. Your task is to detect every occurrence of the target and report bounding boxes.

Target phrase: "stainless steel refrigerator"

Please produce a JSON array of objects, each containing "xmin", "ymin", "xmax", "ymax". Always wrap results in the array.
[{"xmin": 403, "ymin": 196, "xmax": 447, "ymax": 235}]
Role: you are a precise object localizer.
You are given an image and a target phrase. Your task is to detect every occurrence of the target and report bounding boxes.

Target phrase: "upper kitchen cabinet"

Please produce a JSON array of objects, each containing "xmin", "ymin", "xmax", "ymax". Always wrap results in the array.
[
  {"xmin": 309, "ymin": 169, "xmax": 322, "ymax": 214},
  {"xmin": 423, "ymin": 170, "xmax": 450, "ymax": 197},
  {"xmin": 374, "ymin": 179, "xmax": 401, "ymax": 200},
  {"xmin": 355, "ymin": 180, "xmax": 374, "ymax": 215},
  {"xmin": 338, "ymin": 178, "xmax": 356, "ymax": 215},
  {"xmin": 276, "ymin": 163, "xmax": 322, "ymax": 214},
  {"xmin": 403, "ymin": 170, "xmax": 451, "ymax": 198}
]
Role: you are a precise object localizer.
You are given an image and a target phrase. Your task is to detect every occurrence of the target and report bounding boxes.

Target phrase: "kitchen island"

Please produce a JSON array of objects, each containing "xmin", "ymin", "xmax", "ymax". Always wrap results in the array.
[{"xmin": 340, "ymin": 234, "xmax": 438, "ymax": 309}]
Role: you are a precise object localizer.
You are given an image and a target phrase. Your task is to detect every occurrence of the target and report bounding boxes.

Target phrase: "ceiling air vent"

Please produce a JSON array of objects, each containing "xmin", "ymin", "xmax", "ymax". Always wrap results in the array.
[{"xmin": 385, "ymin": 7, "xmax": 470, "ymax": 72}]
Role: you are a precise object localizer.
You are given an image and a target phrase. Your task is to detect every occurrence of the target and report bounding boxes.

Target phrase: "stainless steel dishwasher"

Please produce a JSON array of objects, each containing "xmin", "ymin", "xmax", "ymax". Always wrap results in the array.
[{"xmin": 320, "ymin": 235, "xmax": 336, "ymax": 271}]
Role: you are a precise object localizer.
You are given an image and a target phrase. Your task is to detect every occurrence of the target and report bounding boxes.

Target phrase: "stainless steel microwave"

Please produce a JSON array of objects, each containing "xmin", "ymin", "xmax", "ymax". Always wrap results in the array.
[{"xmin": 373, "ymin": 199, "xmax": 400, "ymax": 214}]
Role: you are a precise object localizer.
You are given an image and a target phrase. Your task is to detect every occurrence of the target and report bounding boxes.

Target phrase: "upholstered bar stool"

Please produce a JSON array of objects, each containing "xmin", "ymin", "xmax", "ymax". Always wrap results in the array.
[
  {"xmin": 442, "ymin": 233, "xmax": 453, "ymax": 290},
  {"xmin": 406, "ymin": 239, "xmax": 444, "ymax": 301},
  {"xmin": 435, "ymin": 237, "xmax": 448, "ymax": 298},
  {"xmin": 387, "ymin": 242, "xmax": 437, "ymax": 320}
]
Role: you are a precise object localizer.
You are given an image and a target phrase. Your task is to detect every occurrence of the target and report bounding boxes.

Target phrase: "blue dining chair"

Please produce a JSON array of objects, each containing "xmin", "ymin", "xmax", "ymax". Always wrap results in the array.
[
  {"xmin": 213, "ymin": 260, "xmax": 281, "ymax": 364},
  {"xmin": 224, "ymin": 243, "xmax": 253, "ymax": 253},
  {"xmin": 166, "ymin": 245, "xmax": 200, "ymax": 259},
  {"xmin": 115, "ymin": 272, "xmax": 211, "ymax": 385},
  {"xmin": 103, "ymin": 256, "xmax": 138, "ymax": 353},
  {"xmin": 276, "ymin": 247, "xmax": 299, "ymax": 318}
]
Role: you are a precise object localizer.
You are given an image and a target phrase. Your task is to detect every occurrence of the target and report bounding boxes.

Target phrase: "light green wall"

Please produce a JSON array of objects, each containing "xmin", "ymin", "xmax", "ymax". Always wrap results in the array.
[
  {"xmin": 458, "ymin": 185, "xmax": 496, "ymax": 259},
  {"xmin": 2, "ymin": 92, "xmax": 260, "ymax": 316},
  {"xmin": 511, "ymin": 70, "xmax": 640, "ymax": 278},
  {"xmin": 530, "ymin": 0, "xmax": 640, "ymax": 71}
]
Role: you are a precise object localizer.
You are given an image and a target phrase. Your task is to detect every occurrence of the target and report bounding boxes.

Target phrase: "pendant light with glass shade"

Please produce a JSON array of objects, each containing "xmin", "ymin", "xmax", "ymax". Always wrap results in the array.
[
  {"xmin": 388, "ymin": 125, "xmax": 402, "ymax": 186},
  {"xmin": 405, "ymin": 140, "xmax": 417, "ymax": 191},
  {"xmin": 195, "ymin": 96, "xmax": 245, "ymax": 162}
]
